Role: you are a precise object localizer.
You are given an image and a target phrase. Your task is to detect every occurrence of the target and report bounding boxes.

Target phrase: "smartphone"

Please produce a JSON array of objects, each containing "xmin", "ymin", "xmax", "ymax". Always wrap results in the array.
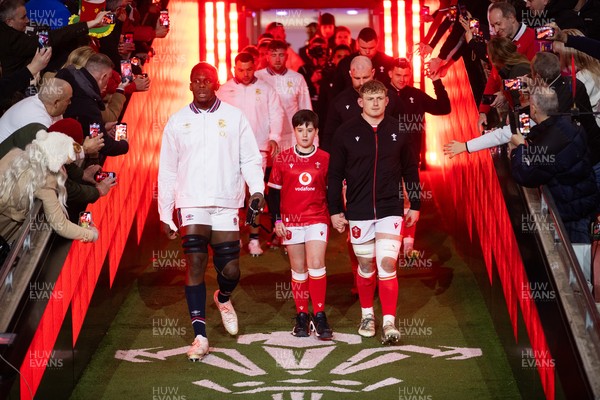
[
  {"xmin": 423, "ymin": 62, "xmax": 431, "ymax": 76},
  {"xmin": 102, "ymin": 13, "xmax": 115, "ymax": 24},
  {"xmin": 447, "ymin": 6, "xmax": 458, "ymax": 22},
  {"xmin": 535, "ymin": 40, "xmax": 553, "ymax": 53},
  {"xmin": 503, "ymin": 78, "xmax": 523, "ymax": 91},
  {"xmin": 535, "ymin": 26, "xmax": 555, "ymax": 40},
  {"xmin": 115, "ymin": 123, "xmax": 127, "ymax": 141},
  {"xmin": 130, "ymin": 56, "xmax": 140, "ymax": 66},
  {"xmin": 420, "ymin": 6, "xmax": 430, "ymax": 17},
  {"xmin": 94, "ymin": 171, "xmax": 117, "ymax": 183},
  {"xmin": 123, "ymin": 33, "xmax": 134, "ymax": 44},
  {"xmin": 37, "ymin": 30, "xmax": 49, "ymax": 49},
  {"xmin": 159, "ymin": 10, "xmax": 169, "ymax": 27},
  {"xmin": 79, "ymin": 211, "xmax": 92, "ymax": 228},
  {"xmin": 120, "ymin": 60, "xmax": 133, "ymax": 83},
  {"xmin": 469, "ymin": 18, "xmax": 480, "ymax": 30},
  {"xmin": 89, "ymin": 123, "xmax": 101, "ymax": 138},
  {"xmin": 481, "ymin": 94, "xmax": 497, "ymax": 105},
  {"xmin": 519, "ymin": 113, "xmax": 530, "ymax": 135}
]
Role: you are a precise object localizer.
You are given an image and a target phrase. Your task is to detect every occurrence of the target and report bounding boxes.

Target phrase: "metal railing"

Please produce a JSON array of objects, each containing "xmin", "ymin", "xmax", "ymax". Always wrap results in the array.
[
  {"xmin": 521, "ymin": 184, "xmax": 600, "ymax": 397},
  {"xmin": 0, "ymin": 200, "xmax": 53, "ymax": 332}
]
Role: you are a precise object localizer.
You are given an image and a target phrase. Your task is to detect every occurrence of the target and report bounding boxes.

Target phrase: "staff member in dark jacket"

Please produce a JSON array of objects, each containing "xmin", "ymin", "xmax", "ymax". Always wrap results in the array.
[
  {"xmin": 386, "ymin": 57, "xmax": 450, "ymax": 256},
  {"xmin": 0, "ymin": 0, "xmax": 109, "ymax": 76},
  {"xmin": 56, "ymin": 52, "xmax": 129, "ymax": 165},
  {"xmin": 511, "ymin": 87, "xmax": 599, "ymax": 244},
  {"xmin": 332, "ymin": 28, "xmax": 394, "ymax": 96},
  {"xmin": 328, "ymin": 80, "xmax": 421, "ymax": 345},
  {"xmin": 321, "ymin": 56, "xmax": 373, "ymax": 152}
]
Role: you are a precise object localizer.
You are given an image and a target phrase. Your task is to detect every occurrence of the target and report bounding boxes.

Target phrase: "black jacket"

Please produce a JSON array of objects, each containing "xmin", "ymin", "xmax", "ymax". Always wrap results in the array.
[
  {"xmin": 511, "ymin": 115, "xmax": 599, "ymax": 223},
  {"xmin": 0, "ymin": 21, "xmax": 90, "ymax": 76},
  {"xmin": 524, "ymin": 0, "xmax": 584, "ymax": 30},
  {"xmin": 579, "ymin": 0, "xmax": 600, "ymax": 41},
  {"xmin": 387, "ymin": 80, "xmax": 451, "ymax": 157},
  {"xmin": 328, "ymin": 115, "xmax": 421, "ymax": 220},
  {"xmin": 551, "ymin": 76, "xmax": 600, "ymax": 165},
  {"xmin": 56, "ymin": 66, "xmax": 129, "ymax": 161},
  {"xmin": 321, "ymin": 87, "xmax": 361, "ymax": 152},
  {"xmin": 332, "ymin": 51, "xmax": 394, "ymax": 96}
]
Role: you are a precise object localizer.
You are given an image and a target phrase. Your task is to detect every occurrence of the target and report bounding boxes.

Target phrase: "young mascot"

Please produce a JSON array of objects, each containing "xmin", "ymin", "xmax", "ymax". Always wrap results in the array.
[{"xmin": 268, "ymin": 109, "xmax": 332, "ymax": 339}]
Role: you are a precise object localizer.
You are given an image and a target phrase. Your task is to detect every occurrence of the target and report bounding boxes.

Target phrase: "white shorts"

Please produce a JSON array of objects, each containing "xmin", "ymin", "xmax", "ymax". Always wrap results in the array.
[
  {"xmin": 178, "ymin": 207, "xmax": 240, "ymax": 231},
  {"xmin": 349, "ymin": 216, "xmax": 402, "ymax": 244},
  {"xmin": 282, "ymin": 223, "xmax": 329, "ymax": 245}
]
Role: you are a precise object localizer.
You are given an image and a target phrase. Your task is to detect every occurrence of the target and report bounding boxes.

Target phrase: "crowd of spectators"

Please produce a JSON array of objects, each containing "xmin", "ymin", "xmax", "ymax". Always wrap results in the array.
[{"xmin": 0, "ymin": 0, "xmax": 169, "ymax": 255}]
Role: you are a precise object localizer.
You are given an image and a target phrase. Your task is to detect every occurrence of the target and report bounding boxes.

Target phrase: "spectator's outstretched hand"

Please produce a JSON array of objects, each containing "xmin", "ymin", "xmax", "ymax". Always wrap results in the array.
[
  {"xmin": 546, "ymin": 22, "xmax": 567, "ymax": 43},
  {"xmin": 155, "ymin": 24, "xmax": 169, "ymax": 38},
  {"xmin": 83, "ymin": 133, "xmax": 104, "ymax": 154},
  {"xmin": 96, "ymin": 176, "xmax": 117, "ymax": 196},
  {"xmin": 82, "ymin": 164, "xmax": 102, "ymax": 184},
  {"xmin": 88, "ymin": 11, "xmax": 110, "ymax": 29},
  {"xmin": 27, "ymin": 47, "xmax": 52, "ymax": 75},
  {"xmin": 443, "ymin": 140, "xmax": 467, "ymax": 158},
  {"xmin": 417, "ymin": 43, "xmax": 433, "ymax": 58},
  {"xmin": 133, "ymin": 75, "xmax": 151, "ymax": 91}
]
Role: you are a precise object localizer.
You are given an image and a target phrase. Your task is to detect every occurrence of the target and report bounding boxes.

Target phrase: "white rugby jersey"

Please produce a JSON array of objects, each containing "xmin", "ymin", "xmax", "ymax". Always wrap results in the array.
[
  {"xmin": 217, "ymin": 77, "xmax": 284, "ymax": 151},
  {"xmin": 255, "ymin": 67, "xmax": 313, "ymax": 151}
]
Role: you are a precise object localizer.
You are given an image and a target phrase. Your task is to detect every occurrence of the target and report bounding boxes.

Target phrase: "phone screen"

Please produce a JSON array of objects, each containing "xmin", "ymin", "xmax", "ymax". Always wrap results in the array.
[
  {"xmin": 535, "ymin": 26, "xmax": 555, "ymax": 40},
  {"xmin": 503, "ymin": 78, "xmax": 522, "ymax": 91},
  {"xmin": 115, "ymin": 123, "xmax": 127, "ymax": 141},
  {"xmin": 159, "ymin": 11, "xmax": 169, "ymax": 27},
  {"xmin": 519, "ymin": 113, "xmax": 530, "ymax": 135},
  {"xmin": 79, "ymin": 211, "xmax": 92, "ymax": 228},
  {"xmin": 120, "ymin": 60, "xmax": 133, "ymax": 83},
  {"xmin": 89, "ymin": 123, "xmax": 101, "ymax": 138},
  {"xmin": 37, "ymin": 30, "xmax": 49, "ymax": 49}
]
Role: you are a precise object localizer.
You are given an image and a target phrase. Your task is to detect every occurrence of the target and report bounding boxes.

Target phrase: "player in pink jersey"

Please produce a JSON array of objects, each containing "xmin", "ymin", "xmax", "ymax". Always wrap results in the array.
[{"xmin": 267, "ymin": 109, "xmax": 332, "ymax": 340}]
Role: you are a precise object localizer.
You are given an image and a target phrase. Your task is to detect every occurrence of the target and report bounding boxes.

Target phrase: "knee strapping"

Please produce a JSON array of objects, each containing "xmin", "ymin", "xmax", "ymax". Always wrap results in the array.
[
  {"xmin": 182, "ymin": 234, "xmax": 209, "ymax": 254},
  {"xmin": 376, "ymin": 238, "xmax": 400, "ymax": 278},
  {"xmin": 212, "ymin": 240, "xmax": 240, "ymax": 274},
  {"xmin": 353, "ymin": 242, "xmax": 375, "ymax": 259}
]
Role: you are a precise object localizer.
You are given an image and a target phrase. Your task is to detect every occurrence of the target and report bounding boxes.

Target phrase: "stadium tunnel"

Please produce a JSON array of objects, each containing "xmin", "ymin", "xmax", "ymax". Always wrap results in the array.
[{"xmin": 1, "ymin": 0, "xmax": 600, "ymax": 399}]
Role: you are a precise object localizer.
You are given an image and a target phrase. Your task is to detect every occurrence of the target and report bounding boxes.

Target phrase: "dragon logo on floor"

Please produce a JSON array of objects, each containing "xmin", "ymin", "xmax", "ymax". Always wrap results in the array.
[{"xmin": 115, "ymin": 331, "xmax": 482, "ymax": 398}]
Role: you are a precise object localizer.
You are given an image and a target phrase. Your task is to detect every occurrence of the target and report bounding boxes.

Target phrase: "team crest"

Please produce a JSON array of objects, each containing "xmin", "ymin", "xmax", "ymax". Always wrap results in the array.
[
  {"xmin": 315, "ymin": 162, "xmax": 321, "ymax": 169},
  {"xmin": 287, "ymin": 81, "xmax": 293, "ymax": 88},
  {"xmin": 285, "ymin": 230, "xmax": 292, "ymax": 240},
  {"xmin": 351, "ymin": 226, "xmax": 361, "ymax": 239},
  {"xmin": 233, "ymin": 217, "xmax": 238, "ymax": 225},
  {"xmin": 289, "ymin": 163, "xmax": 294, "ymax": 169},
  {"xmin": 255, "ymin": 89, "xmax": 261, "ymax": 95},
  {"xmin": 218, "ymin": 119, "xmax": 226, "ymax": 128}
]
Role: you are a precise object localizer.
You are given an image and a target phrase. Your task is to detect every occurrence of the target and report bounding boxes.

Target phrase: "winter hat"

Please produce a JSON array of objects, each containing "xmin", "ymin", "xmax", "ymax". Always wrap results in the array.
[
  {"xmin": 33, "ymin": 130, "xmax": 77, "ymax": 173},
  {"xmin": 48, "ymin": 118, "xmax": 84, "ymax": 144}
]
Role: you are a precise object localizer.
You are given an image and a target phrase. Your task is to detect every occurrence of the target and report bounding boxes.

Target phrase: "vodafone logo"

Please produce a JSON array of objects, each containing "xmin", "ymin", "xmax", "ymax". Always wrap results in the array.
[{"xmin": 298, "ymin": 172, "xmax": 312, "ymax": 186}]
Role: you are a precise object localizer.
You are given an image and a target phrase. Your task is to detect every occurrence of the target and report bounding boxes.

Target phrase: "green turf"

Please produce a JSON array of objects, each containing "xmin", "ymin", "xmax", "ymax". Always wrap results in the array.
[{"xmin": 70, "ymin": 191, "xmax": 521, "ymax": 400}]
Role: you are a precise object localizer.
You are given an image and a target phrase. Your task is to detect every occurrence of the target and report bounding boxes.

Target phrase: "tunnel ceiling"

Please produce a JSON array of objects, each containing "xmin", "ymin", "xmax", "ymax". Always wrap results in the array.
[{"xmin": 238, "ymin": 0, "xmax": 380, "ymax": 10}]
